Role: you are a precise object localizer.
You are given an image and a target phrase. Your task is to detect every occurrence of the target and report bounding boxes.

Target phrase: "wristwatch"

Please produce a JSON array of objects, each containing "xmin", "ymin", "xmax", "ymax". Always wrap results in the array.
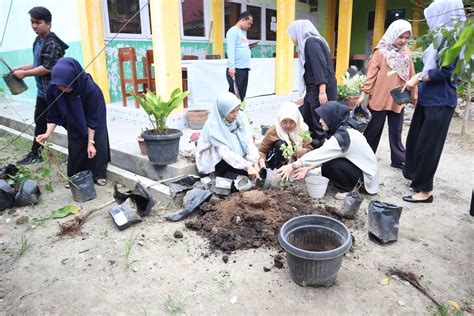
[
  {"xmin": 89, "ymin": 140, "xmax": 95, "ymax": 145},
  {"xmin": 291, "ymin": 162, "xmax": 298, "ymax": 169},
  {"xmin": 417, "ymin": 73, "xmax": 423, "ymax": 82}
]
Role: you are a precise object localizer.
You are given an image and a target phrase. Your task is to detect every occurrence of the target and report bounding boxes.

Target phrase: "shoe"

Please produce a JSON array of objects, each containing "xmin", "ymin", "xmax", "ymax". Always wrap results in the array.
[
  {"xmin": 403, "ymin": 194, "xmax": 433, "ymax": 203},
  {"xmin": 334, "ymin": 192, "xmax": 349, "ymax": 200},
  {"xmin": 17, "ymin": 152, "xmax": 43, "ymax": 165},
  {"xmin": 391, "ymin": 163, "xmax": 405, "ymax": 170}
]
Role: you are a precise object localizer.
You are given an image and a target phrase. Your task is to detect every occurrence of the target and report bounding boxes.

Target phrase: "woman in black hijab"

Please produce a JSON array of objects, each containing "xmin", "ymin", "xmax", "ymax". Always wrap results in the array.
[{"xmin": 278, "ymin": 101, "xmax": 379, "ymax": 199}]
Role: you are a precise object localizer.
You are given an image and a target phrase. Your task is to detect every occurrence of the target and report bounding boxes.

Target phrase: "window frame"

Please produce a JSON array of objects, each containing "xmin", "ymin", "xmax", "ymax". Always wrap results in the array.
[
  {"xmin": 179, "ymin": 0, "xmax": 210, "ymax": 42},
  {"xmin": 223, "ymin": 1, "xmax": 277, "ymax": 44},
  {"xmin": 101, "ymin": 0, "xmax": 151, "ymax": 40}
]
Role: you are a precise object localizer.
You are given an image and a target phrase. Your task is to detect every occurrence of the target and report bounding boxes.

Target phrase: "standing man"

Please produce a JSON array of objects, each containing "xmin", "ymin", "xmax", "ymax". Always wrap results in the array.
[
  {"xmin": 226, "ymin": 11, "xmax": 257, "ymax": 102},
  {"xmin": 13, "ymin": 6, "xmax": 69, "ymax": 165}
]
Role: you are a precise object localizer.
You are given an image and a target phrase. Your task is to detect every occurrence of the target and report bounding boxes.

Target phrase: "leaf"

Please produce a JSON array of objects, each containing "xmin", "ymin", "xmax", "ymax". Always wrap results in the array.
[
  {"xmin": 379, "ymin": 276, "xmax": 390, "ymax": 285},
  {"xmin": 447, "ymin": 300, "xmax": 460, "ymax": 311},
  {"xmin": 44, "ymin": 182, "xmax": 54, "ymax": 193},
  {"xmin": 52, "ymin": 205, "xmax": 80, "ymax": 219}
]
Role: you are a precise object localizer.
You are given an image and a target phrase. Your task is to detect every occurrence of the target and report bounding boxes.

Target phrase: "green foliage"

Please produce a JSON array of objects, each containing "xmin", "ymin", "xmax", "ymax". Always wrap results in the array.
[
  {"xmin": 163, "ymin": 295, "xmax": 186, "ymax": 315},
  {"xmin": 130, "ymin": 89, "xmax": 189, "ymax": 134},
  {"xmin": 14, "ymin": 234, "xmax": 32, "ymax": 259},
  {"xmin": 52, "ymin": 205, "xmax": 81, "ymax": 219},
  {"xmin": 280, "ymin": 131, "xmax": 312, "ymax": 161},
  {"xmin": 123, "ymin": 233, "xmax": 138, "ymax": 270},
  {"xmin": 337, "ymin": 72, "xmax": 366, "ymax": 101},
  {"xmin": 26, "ymin": 215, "xmax": 49, "ymax": 231}
]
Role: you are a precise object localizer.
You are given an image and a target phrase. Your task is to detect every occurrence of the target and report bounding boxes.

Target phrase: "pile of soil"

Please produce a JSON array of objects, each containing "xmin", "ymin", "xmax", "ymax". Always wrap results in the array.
[{"xmin": 185, "ymin": 189, "xmax": 341, "ymax": 252}]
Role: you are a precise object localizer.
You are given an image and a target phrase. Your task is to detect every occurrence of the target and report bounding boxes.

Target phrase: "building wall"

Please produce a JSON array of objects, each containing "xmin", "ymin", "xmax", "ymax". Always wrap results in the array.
[{"xmin": 0, "ymin": 0, "xmax": 83, "ymax": 101}]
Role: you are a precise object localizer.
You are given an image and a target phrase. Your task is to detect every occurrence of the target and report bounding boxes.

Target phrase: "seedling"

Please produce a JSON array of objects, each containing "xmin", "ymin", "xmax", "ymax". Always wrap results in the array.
[
  {"xmin": 217, "ymin": 279, "xmax": 235, "ymax": 294},
  {"xmin": 14, "ymin": 234, "xmax": 32, "ymax": 259},
  {"xmin": 26, "ymin": 215, "xmax": 49, "ymax": 231},
  {"xmin": 100, "ymin": 228, "xmax": 109, "ymax": 238},
  {"xmin": 123, "ymin": 233, "xmax": 138, "ymax": 270},
  {"xmin": 163, "ymin": 295, "xmax": 186, "ymax": 315}
]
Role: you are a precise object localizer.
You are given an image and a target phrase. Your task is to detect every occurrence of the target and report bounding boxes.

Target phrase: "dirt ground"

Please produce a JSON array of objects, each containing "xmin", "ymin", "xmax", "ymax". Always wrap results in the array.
[{"xmin": 1, "ymin": 117, "xmax": 473, "ymax": 315}]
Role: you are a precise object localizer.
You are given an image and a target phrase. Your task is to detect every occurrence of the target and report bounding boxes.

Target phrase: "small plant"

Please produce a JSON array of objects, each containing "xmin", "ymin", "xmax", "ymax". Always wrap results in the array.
[
  {"xmin": 14, "ymin": 234, "xmax": 32, "ymax": 259},
  {"xmin": 123, "ymin": 233, "xmax": 138, "ymax": 270},
  {"xmin": 163, "ymin": 295, "xmax": 186, "ymax": 315},
  {"xmin": 337, "ymin": 72, "xmax": 366, "ymax": 101},
  {"xmin": 100, "ymin": 228, "xmax": 109, "ymax": 237},
  {"xmin": 130, "ymin": 88, "xmax": 189, "ymax": 134},
  {"xmin": 280, "ymin": 130, "xmax": 312, "ymax": 161},
  {"xmin": 217, "ymin": 279, "xmax": 235, "ymax": 294},
  {"xmin": 26, "ymin": 215, "xmax": 49, "ymax": 231}
]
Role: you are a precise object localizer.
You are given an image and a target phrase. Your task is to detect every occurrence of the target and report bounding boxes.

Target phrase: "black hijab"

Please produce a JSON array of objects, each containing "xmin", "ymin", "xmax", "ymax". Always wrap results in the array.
[{"xmin": 315, "ymin": 101, "xmax": 351, "ymax": 152}]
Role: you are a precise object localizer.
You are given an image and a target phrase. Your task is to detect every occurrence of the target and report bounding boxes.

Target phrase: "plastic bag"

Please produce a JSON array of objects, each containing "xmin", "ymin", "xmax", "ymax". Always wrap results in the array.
[
  {"xmin": 166, "ymin": 188, "xmax": 213, "ymax": 221},
  {"xmin": 108, "ymin": 199, "xmax": 142, "ymax": 230},
  {"xmin": 0, "ymin": 164, "xmax": 18, "ymax": 180},
  {"xmin": 113, "ymin": 182, "xmax": 156, "ymax": 217},
  {"xmin": 165, "ymin": 175, "xmax": 201, "ymax": 198},
  {"xmin": 234, "ymin": 175, "xmax": 253, "ymax": 192},
  {"xmin": 14, "ymin": 179, "xmax": 41, "ymax": 206},
  {"xmin": 339, "ymin": 180, "xmax": 364, "ymax": 219},
  {"xmin": 0, "ymin": 179, "xmax": 14, "ymax": 211},
  {"xmin": 263, "ymin": 168, "xmax": 280, "ymax": 189},
  {"xmin": 348, "ymin": 103, "xmax": 372, "ymax": 133},
  {"xmin": 368, "ymin": 200, "xmax": 403, "ymax": 244}
]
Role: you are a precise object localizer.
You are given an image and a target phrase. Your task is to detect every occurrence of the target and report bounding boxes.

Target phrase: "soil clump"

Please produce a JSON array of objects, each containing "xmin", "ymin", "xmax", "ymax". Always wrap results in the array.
[{"xmin": 185, "ymin": 189, "xmax": 340, "ymax": 252}]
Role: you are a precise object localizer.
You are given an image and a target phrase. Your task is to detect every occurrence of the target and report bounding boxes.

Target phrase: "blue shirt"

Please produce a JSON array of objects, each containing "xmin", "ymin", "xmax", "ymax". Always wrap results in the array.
[
  {"xmin": 33, "ymin": 39, "xmax": 44, "ymax": 99},
  {"xmin": 226, "ymin": 26, "xmax": 251, "ymax": 69}
]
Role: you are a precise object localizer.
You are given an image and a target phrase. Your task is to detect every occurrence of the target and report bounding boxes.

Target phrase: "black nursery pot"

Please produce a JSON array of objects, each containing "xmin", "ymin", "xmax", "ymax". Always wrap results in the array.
[{"xmin": 390, "ymin": 87, "xmax": 411, "ymax": 105}]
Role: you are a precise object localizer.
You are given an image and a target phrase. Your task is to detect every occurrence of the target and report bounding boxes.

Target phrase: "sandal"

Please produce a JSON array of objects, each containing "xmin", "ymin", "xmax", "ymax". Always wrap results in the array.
[
  {"xmin": 64, "ymin": 182, "xmax": 70, "ymax": 189},
  {"xmin": 95, "ymin": 178, "xmax": 108, "ymax": 186}
]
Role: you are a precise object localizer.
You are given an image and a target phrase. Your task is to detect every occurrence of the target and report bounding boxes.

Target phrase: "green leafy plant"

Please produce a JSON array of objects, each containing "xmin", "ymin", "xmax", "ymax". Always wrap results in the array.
[
  {"xmin": 52, "ymin": 205, "xmax": 81, "ymax": 219},
  {"xmin": 130, "ymin": 88, "xmax": 189, "ymax": 134},
  {"xmin": 337, "ymin": 72, "xmax": 366, "ymax": 101},
  {"xmin": 280, "ymin": 130, "xmax": 312, "ymax": 161}
]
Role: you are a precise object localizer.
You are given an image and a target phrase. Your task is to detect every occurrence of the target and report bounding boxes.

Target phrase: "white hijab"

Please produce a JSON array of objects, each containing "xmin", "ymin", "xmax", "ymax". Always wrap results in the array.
[
  {"xmin": 422, "ymin": 0, "xmax": 466, "ymax": 75},
  {"xmin": 198, "ymin": 92, "xmax": 250, "ymax": 156},
  {"xmin": 376, "ymin": 20, "xmax": 412, "ymax": 81},
  {"xmin": 275, "ymin": 102, "xmax": 309, "ymax": 145},
  {"xmin": 287, "ymin": 20, "xmax": 330, "ymax": 97}
]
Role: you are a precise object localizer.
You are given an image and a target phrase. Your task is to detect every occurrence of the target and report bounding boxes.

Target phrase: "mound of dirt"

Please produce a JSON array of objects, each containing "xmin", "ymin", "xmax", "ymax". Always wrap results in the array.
[{"xmin": 185, "ymin": 189, "xmax": 341, "ymax": 252}]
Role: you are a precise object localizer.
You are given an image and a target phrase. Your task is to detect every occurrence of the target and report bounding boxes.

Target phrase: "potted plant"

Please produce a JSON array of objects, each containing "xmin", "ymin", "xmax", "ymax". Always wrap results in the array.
[
  {"xmin": 130, "ymin": 88, "xmax": 189, "ymax": 165},
  {"xmin": 337, "ymin": 72, "xmax": 365, "ymax": 109}
]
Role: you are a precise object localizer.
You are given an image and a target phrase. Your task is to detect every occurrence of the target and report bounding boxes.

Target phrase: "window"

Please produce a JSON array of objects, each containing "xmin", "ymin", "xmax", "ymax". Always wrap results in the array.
[
  {"xmin": 225, "ymin": 2, "xmax": 241, "ymax": 35},
  {"xmin": 246, "ymin": 5, "xmax": 262, "ymax": 40},
  {"xmin": 265, "ymin": 9, "xmax": 277, "ymax": 41},
  {"xmin": 106, "ymin": 0, "xmax": 142, "ymax": 34},
  {"xmin": 181, "ymin": 0, "xmax": 206, "ymax": 37}
]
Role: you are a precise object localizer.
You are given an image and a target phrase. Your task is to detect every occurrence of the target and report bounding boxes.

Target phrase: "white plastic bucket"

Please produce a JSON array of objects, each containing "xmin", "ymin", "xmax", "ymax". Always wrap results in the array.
[{"xmin": 305, "ymin": 176, "xmax": 329, "ymax": 199}]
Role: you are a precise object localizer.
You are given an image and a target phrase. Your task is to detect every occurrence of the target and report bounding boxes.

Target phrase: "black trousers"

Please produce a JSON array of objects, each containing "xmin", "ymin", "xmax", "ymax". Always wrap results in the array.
[
  {"xmin": 322, "ymin": 158, "xmax": 363, "ymax": 192},
  {"xmin": 226, "ymin": 68, "xmax": 249, "ymax": 101},
  {"xmin": 31, "ymin": 96, "xmax": 48, "ymax": 155},
  {"xmin": 300, "ymin": 83, "xmax": 337, "ymax": 148},
  {"xmin": 363, "ymin": 108, "xmax": 405, "ymax": 165},
  {"xmin": 214, "ymin": 160, "xmax": 248, "ymax": 179},
  {"xmin": 67, "ymin": 127, "xmax": 111, "ymax": 181},
  {"xmin": 403, "ymin": 105, "xmax": 455, "ymax": 192},
  {"xmin": 265, "ymin": 140, "xmax": 287, "ymax": 169}
]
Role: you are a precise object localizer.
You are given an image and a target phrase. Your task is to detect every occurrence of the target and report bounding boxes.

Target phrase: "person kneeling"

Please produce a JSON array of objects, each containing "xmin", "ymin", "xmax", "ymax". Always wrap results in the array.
[
  {"xmin": 278, "ymin": 101, "xmax": 379, "ymax": 199},
  {"xmin": 195, "ymin": 92, "xmax": 259, "ymax": 178},
  {"xmin": 258, "ymin": 102, "xmax": 312, "ymax": 169}
]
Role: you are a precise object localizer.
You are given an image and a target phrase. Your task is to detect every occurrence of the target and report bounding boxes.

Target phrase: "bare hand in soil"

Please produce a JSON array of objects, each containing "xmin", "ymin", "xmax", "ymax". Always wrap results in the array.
[{"xmin": 277, "ymin": 164, "xmax": 294, "ymax": 181}]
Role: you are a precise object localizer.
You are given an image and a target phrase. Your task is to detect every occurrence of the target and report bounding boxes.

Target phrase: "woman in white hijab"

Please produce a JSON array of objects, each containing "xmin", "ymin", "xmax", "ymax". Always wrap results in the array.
[
  {"xmin": 258, "ymin": 102, "xmax": 312, "ymax": 169},
  {"xmin": 287, "ymin": 20, "xmax": 337, "ymax": 149},
  {"xmin": 401, "ymin": 0, "xmax": 466, "ymax": 203},
  {"xmin": 196, "ymin": 92, "xmax": 260, "ymax": 178},
  {"xmin": 357, "ymin": 19, "xmax": 417, "ymax": 170}
]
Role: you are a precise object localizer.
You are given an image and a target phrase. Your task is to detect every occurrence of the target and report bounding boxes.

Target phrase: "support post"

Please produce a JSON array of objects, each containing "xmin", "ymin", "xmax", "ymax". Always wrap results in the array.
[
  {"xmin": 335, "ymin": 0, "xmax": 353, "ymax": 84},
  {"xmin": 149, "ymin": 0, "xmax": 183, "ymax": 111},
  {"xmin": 372, "ymin": 0, "xmax": 387, "ymax": 49},
  {"xmin": 275, "ymin": 0, "xmax": 295, "ymax": 95},
  {"xmin": 77, "ymin": 0, "xmax": 111, "ymax": 103},
  {"xmin": 210, "ymin": 0, "xmax": 224, "ymax": 57},
  {"xmin": 324, "ymin": 0, "xmax": 336, "ymax": 57}
]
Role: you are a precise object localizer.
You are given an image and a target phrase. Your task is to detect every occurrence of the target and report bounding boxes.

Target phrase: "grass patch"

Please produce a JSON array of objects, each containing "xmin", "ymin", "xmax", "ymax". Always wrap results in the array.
[
  {"xmin": 14, "ymin": 234, "xmax": 32, "ymax": 259},
  {"xmin": 163, "ymin": 295, "xmax": 186, "ymax": 315},
  {"xmin": 123, "ymin": 233, "xmax": 138, "ymax": 270},
  {"xmin": 26, "ymin": 215, "xmax": 50, "ymax": 230},
  {"xmin": 217, "ymin": 279, "xmax": 235, "ymax": 294}
]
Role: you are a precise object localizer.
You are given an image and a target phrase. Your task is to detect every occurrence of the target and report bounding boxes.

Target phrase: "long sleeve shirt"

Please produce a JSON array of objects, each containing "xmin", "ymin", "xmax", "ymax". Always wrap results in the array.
[
  {"xmin": 226, "ymin": 26, "xmax": 251, "ymax": 69},
  {"xmin": 299, "ymin": 129, "xmax": 379, "ymax": 194},
  {"xmin": 196, "ymin": 135, "xmax": 259, "ymax": 174},
  {"xmin": 419, "ymin": 60, "xmax": 457, "ymax": 107},
  {"xmin": 362, "ymin": 49, "xmax": 417, "ymax": 113}
]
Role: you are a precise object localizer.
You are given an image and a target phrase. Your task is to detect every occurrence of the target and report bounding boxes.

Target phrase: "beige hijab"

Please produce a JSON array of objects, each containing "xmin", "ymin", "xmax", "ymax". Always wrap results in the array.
[{"xmin": 275, "ymin": 102, "xmax": 309, "ymax": 145}]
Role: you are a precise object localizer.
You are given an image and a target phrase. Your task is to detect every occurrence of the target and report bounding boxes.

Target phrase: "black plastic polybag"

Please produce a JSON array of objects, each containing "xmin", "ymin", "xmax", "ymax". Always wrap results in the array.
[
  {"xmin": 165, "ymin": 175, "xmax": 201, "ymax": 198},
  {"xmin": 0, "ymin": 179, "xmax": 14, "ymax": 211},
  {"xmin": 340, "ymin": 192, "xmax": 363, "ymax": 219},
  {"xmin": 166, "ymin": 188, "xmax": 213, "ymax": 221},
  {"xmin": 368, "ymin": 200, "xmax": 403, "ymax": 244},
  {"xmin": 0, "ymin": 164, "xmax": 18, "ymax": 180},
  {"xmin": 14, "ymin": 179, "xmax": 41, "ymax": 206},
  {"xmin": 108, "ymin": 199, "xmax": 142, "ymax": 230},
  {"xmin": 113, "ymin": 182, "xmax": 156, "ymax": 217}
]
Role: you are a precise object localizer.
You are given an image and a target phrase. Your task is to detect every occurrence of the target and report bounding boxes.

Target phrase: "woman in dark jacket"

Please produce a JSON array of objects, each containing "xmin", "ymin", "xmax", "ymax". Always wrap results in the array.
[
  {"xmin": 36, "ymin": 57, "xmax": 110, "ymax": 186},
  {"xmin": 287, "ymin": 19, "xmax": 337, "ymax": 148},
  {"xmin": 401, "ymin": 0, "xmax": 465, "ymax": 203}
]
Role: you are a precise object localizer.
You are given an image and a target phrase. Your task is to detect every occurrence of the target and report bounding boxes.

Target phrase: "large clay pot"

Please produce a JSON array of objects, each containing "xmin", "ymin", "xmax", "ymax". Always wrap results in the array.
[
  {"xmin": 142, "ymin": 129, "xmax": 183, "ymax": 165},
  {"xmin": 186, "ymin": 109, "xmax": 209, "ymax": 130}
]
